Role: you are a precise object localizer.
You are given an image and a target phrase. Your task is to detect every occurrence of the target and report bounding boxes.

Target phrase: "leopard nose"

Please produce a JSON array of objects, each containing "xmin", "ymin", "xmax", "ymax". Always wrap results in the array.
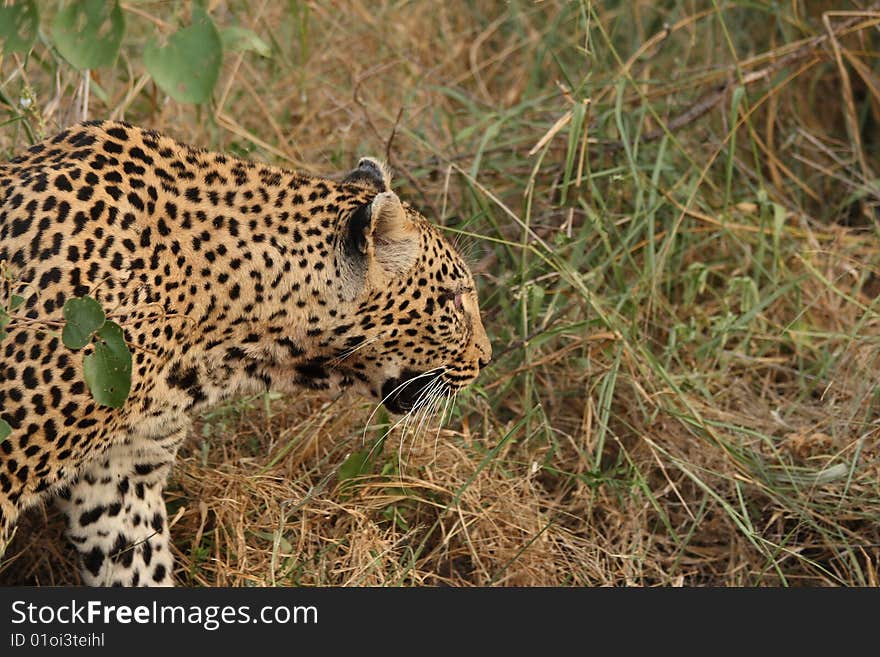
[{"xmin": 478, "ymin": 354, "xmax": 491, "ymax": 369}]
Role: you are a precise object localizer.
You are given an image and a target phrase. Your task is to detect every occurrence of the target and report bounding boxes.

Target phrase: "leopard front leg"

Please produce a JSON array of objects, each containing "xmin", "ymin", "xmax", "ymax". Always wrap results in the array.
[{"xmin": 55, "ymin": 427, "xmax": 188, "ymax": 586}]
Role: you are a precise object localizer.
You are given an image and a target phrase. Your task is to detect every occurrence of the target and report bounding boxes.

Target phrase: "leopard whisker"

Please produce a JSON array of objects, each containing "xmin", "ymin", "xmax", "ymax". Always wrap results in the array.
[
  {"xmin": 361, "ymin": 367, "xmax": 447, "ymax": 445},
  {"xmin": 328, "ymin": 332, "xmax": 386, "ymax": 368},
  {"xmin": 396, "ymin": 386, "xmax": 438, "ymax": 472},
  {"xmin": 409, "ymin": 382, "xmax": 442, "ymax": 450},
  {"xmin": 419, "ymin": 391, "xmax": 446, "ymax": 453},
  {"xmin": 403, "ymin": 390, "xmax": 440, "ymax": 469},
  {"xmin": 363, "ymin": 389, "xmax": 432, "ymax": 464},
  {"xmin": 364, "ymin": 409, "xmax": 411, "ymax": 463},
  {"xmin": 455, "ymin": 235, "xmax": 484, "ymax": 269},
  {"xmin": 422, "ymin": 380, "xmax": 448, "ymax": 434},
  {"xmin": 400, "ymin": 376, "xmax": 446, "ymax": 469},
  {"xmin": 364, "ymin": 368, "xmax": 447, "ymax": 473},
  {"xmin": 432, "ymin": 387, "xmax": 454, "ymax": 464},
  {"xmin": 414, "ymin": 379, "xmax": 450, "ymax": 458}
]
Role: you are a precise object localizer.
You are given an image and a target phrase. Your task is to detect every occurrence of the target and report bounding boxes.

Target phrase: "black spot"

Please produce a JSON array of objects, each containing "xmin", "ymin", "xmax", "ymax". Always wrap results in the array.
[
  {"xmin": 277, "ymin": 337, "xmax": 304, "ymax": 357},
  {"xmin": 134, "ymin": 463, "xmax": 160, "ymax": 476},
  {"xmin": 105, "ymin": 126, "xmax": 128, "ymax": 140},
  {"xmin": 79, "ymin": 505, "xmax": 106, "ymax": 526},
  {"xmin": 226, "ymin": 347, "xmax": 246, "ymax": 360},
  {"xmin": 129, "ymin": 146, "xmax": 153, "ymax": 164},
  {"xmin": 166, "ymin": 362, "xmax": 204, "ymax": 405},
  {"xmin": 295, "ymin": 358, "xmax": 329, "ymax": 381},
  {"xmin": 54, "ymin": 174, "xmax": 73, "ymax": 191},
  {"xmin": 83, "ymin": 546, "xmax": 105, "ymax": 577}
]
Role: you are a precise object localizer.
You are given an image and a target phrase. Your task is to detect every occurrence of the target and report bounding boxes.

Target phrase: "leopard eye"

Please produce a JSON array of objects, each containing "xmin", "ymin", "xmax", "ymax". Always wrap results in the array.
[{"xmin": 440, "ymin": 287, "xmax": 468, "ymax": 311}]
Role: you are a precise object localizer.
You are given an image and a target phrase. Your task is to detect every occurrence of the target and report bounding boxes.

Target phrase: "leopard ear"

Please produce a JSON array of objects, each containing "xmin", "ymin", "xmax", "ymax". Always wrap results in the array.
[
  {"xmin": 339, "ymin": 192, "xmax": 420, "ymax": 301},
  {"xmin": 342, "ymin": 157, "xmax": 391, "ymax": 193},
  {"xmin": 340, "ymin": 191, "xmax": 418, "ymax": 299},
  {"xmin": 371, "ymin": 191, "xmax": 410, "ymax": 241},
  {"xmin": 368, "ymin": 191, "xmax": 418, "ymax": 275},
  {"xmin": 344, "ymin": 191, "xmax": 414, "ymax": 255}
]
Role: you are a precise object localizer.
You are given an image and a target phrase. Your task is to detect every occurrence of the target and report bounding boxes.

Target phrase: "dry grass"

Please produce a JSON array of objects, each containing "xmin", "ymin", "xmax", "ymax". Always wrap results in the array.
[{"xmin": 2, "ymin": 0, "xmax": 880, "ymax": 586}]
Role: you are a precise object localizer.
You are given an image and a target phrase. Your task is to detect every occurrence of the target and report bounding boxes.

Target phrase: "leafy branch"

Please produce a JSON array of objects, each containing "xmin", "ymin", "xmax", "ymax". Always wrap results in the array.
[{"xmin": 0, "ymin": 0, "xmax": 269, "ymax": 107}]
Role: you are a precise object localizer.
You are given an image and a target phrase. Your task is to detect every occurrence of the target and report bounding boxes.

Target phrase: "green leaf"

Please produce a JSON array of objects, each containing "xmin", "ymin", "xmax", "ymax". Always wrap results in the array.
[
  {"xmin": 220, "ymin": 26, "xmax": 271, "ymax": 57},
  {"xmin": 9, "ymin": 295, "xmax": 24, "ymax": 311},
  {"xmin": 251, "ymin": 530, "xmax": 294, "ymax": 553},
  {"xmin": 144, "ymin": 7, "xmax": 223, "ymax": 104},
  {"xmin": 0, "ymin": 419, "xmax": 10, "ymax": 441},
  {"xmin": 0, "ymin": 0, "xmax": 39, "ymax": 55},
  {"xmin": 338, "ymin": 446, "xmax": 374, "ymax": 483},
  {"xmin": 0, "ymin": 308, "xmax": 9, "ymax": 342},
  {"xmin": 83, "ymin": 320, "xmax": 131, "ymax": 408},
  {"xmin": 51, "ymin": 0, "xmax": 125, "ymax": 70},
  {"xmin": 62, "ymin": 296, "xmax": 105, "ymax": 350}
]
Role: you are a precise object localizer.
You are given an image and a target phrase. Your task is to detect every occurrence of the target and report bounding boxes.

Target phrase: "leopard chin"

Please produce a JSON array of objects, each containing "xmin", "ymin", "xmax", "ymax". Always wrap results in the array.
[{"xmin": 380, "ymin": 369, "xmax": 444, "ymax": 414}]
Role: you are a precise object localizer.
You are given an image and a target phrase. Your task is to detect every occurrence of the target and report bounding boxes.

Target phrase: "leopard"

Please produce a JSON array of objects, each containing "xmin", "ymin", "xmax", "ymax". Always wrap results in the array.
[{"xmin": 0, "ymin": 120, "xmax": 491, "ymax": 586}]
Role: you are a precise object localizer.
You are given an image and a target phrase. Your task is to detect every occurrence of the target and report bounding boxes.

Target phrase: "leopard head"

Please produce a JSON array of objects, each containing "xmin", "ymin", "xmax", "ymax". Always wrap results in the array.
[{"xmin": 329, "ymin": 158, "xmax": 492, "ymax": 413}]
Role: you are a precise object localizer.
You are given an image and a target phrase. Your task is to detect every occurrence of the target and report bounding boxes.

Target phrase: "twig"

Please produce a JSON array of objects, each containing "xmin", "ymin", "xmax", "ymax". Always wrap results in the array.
[
  {"xmin": 565, "ymin": 4, "xmax": 880, "ymax": 156},
  {"xmin": 633, "ymin": 5, "xmax": 880, "ymax": 148},
  {"xmin": 385, "ymin": 105, "xmax": 404, "ymax": 166},
  {"xmin": 352, "ymin": 65, "xmax": 436, "ymax": 214}
]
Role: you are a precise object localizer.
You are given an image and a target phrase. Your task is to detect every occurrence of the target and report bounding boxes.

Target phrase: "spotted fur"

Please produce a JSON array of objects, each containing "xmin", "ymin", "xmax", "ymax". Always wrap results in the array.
[{"xmin": 0, "ymin": 121, "xmax": 491, "ymax": 586}]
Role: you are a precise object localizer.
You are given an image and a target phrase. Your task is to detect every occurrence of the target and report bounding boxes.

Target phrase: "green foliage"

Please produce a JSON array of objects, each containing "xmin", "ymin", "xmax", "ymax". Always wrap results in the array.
[
  {"xmin": 144, "ymin": 7, "xmax": 222, "ymax": 104},
  {"xmin": 0, "ymin": 3, "xmax": 242, "ymax": 107},
  {"xmin": 220, "ymin": 26, "xmax": 271, "ymax": 58},
  {"xmin": 62, "ymin": 295, "xmax": 105, "ymax": 350},
  {"xmin": 0, "ymin": 309, "xmax": 9, "ymax": 343},
  {"xmin": 338, "ymin": 417, "xmax": 389, "ymax": 494},
  {"xmin": 0, "ymin": 0, "xmax": 38, "ymax": 55},
  {"xmin": 51, "ymin": 0, "xmax": 125, "ymax": 70},
  {"xmin": 83, "ymin": 320, "xmax": 132, "ymax": 408},
  {"xmin": 0, "ymin": 419, "xmax": 10, "ymax": 441},
  {"xmin": 62, "ymin": 296, "xmax": 132, "ymax": 408},
  {"xmin": 0, "ymin": 285, "xmax": 20, "ymax": 342},
  {"xmin": 338, "ymin": 446, "xmax": 375, "ymax": 484}
]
